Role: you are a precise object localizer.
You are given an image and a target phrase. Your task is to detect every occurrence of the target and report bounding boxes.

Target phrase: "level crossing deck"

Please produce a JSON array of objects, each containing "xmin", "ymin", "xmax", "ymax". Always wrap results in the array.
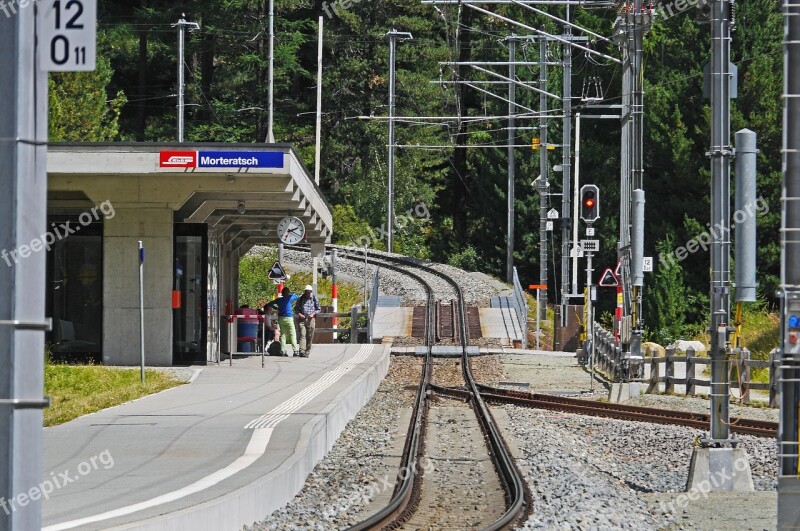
[{"xmin": 41, "ymin": 344, "xmax": 390, "ymax": 531}]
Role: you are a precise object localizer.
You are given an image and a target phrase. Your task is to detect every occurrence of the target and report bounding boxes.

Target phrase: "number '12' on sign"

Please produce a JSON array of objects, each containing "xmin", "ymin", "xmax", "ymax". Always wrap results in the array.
[{"xmin": 38, "ymin": 0, "xmax": 97, "ymax": 72}]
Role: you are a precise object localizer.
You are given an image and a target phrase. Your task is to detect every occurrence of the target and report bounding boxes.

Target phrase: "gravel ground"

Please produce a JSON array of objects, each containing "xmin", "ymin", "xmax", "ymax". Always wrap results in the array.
[
  {"xmin": 505, "ymin": 405, "xmax": 777, "ymax": 530},
  {"xmin": 622, "ymin": 392, "xmax": 780, "ymax": 423},
  {"xmin": 498, "ymin": 352, "xmax": 778, "ymax": 530},
  {"xmin": 434, "ymin": 355, "xmax": 505, "ymax": 388}
]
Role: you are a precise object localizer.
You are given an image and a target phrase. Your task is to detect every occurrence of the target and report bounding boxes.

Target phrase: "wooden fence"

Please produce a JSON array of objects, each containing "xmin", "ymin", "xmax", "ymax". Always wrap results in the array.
[{"xmin": 644, "ymin": 346, "xmax": 780, "ymax": 407}]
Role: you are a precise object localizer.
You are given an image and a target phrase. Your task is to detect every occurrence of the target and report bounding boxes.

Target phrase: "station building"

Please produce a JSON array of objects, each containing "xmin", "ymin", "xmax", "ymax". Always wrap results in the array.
[{"xmin": 45, "ymin": 143, "xmax": 332, "ymax": 366}]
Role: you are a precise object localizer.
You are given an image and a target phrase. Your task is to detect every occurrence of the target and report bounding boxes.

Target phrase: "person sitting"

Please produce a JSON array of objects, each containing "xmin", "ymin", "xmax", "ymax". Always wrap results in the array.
[
  {"xmin": 259, "ymin": 304, "xmax": 282, "ymax": 354},
  {"xmin": 264, "ymin": 287, "xmax": 300, "ymax": 356}
]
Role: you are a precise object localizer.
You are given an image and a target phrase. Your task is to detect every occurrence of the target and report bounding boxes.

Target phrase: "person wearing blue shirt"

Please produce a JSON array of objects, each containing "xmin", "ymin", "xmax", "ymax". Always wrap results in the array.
[{"xmin": 265, "ymin": 287, "xmax": 300, "ymax": 356}]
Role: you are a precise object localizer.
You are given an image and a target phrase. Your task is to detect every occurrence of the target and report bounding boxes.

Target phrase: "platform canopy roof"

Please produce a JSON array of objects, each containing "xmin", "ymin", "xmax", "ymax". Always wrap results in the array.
[{"xmin": 47, "ymin": 143, "xmax": 332, "ymax": 252}]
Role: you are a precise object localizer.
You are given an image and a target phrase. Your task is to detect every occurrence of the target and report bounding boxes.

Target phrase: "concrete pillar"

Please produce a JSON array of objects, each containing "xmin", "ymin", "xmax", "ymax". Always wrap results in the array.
[{"xmin": 103, "ymin": 207, "xmax": 173, "ymax": 366}]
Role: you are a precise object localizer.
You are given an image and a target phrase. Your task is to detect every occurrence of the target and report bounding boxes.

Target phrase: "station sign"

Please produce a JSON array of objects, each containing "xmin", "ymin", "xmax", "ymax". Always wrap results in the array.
[{"xmin": 158, "ymin": 150, "xmax": 284, "ymax": 169}]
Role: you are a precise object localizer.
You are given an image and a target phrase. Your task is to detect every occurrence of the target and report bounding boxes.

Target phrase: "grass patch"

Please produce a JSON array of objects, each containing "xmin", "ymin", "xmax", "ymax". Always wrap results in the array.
[
  {"xmin": 45, "ymin": 364, "xmax": 183, "ymax": 427},
  {"xmin": 689, "ymin": 302, "xmax": 780, "ymax": 384}
]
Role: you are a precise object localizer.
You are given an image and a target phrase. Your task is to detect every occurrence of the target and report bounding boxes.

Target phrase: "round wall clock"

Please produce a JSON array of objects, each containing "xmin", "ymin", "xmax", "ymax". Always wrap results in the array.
[{"xmin": 277, "ymin": 216, "xmax": 305, "ymax": 244}]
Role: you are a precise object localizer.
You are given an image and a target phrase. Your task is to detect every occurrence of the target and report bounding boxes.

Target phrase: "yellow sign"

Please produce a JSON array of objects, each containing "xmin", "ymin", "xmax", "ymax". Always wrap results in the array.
[
  {"xmin": 617, "ymin": 293, "xmax": 623, "ymax": 305},
  {"xmin": 531, "ymin": 137, "xmax": 540, "ymax": 150}
]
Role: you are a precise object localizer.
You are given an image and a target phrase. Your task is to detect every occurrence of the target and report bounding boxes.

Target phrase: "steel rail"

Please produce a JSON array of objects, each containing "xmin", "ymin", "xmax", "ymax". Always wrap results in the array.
[
  {"xmin": 343, "ymin": 259, "xmax": 434, "ymax": 530},
  {"xmin": 322, "ymin": 247, "xmax": 530, "ymax": 531},
  {"xmin": 456, "ymin": 384, "xmax": 777, "ymax": 438}
]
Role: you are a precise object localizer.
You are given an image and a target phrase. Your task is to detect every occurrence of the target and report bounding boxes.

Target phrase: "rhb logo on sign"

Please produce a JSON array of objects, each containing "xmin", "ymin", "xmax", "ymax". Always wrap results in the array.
[{"xmin": 160, "ymin": 151, "xmax": 197, "ymax": 168}]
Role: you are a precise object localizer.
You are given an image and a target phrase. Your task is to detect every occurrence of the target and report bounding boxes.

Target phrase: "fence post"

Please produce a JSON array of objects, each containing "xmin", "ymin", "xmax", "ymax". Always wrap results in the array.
[
  {"xmin": 741, "ymin": 347, "xmax": 751, "ymax": 405},
  {"xmin": 686, "ymin": 347, "xmax": 696, "ymax": 397},
  {"xmin": 351, "ymin": 306, "xmax": 358, "ymax": 344},
  {"xmin": 665, "ymin": 347, "xmax": 675, "ymax": 394},
  {"xmin": 646, "ymin": 353, "xmax": 658, "ymax": 394},
  {"xmin": 770, "ymin": 348, "xmax": 780, "ymax": 408}
]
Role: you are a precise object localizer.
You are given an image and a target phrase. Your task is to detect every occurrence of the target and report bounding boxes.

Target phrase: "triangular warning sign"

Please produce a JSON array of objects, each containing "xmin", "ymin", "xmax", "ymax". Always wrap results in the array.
[
  {"xmin": 598, "ymin": 268, "xmax": 619, "ymax": 287},
  {"xmin": 268, "ymin": 261, "xmax": 287, "ymax": 280}
]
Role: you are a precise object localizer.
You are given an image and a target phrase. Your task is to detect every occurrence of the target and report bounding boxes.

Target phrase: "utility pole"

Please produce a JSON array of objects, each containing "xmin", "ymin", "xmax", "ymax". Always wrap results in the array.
[
  {"xmin": 612, "ymin": 0, "xmax": 649, "ymax": 377},
  {"xmin": 706, "ymin": 0, "xmax": 733, "ymax": 446},
  {"xmin": 386, "ymin": 30, "xmax": 412, "ymax": 253},
  {"xmin": 560, "ymin": 14, "xmax": 573, "ymax": 329},
  {"xmin": 685, "ymin": 0, "xmax": 753, "ymax": 493},
  {"xmin": 778, "ymin": 0, "xmax": 800, "ymax": 520},
  {"xmin": 172, "ymin": 14, "xmax": 200, "ymax": 143},
  {"xmin": 506, "ymin": 36, "xmax": 517, "ymax": 284},
  {"xmin": 314, "ymin": 16, "xmax": 324, "ymax": 186},
  {"xmin": 538, "ymin": 38, "xmax": 548, "ymax": 320},
  {"xmin": 0, "ymin": 4, "xmax": 49, "ymax": 529},
  {"xmin": 267, "ymin": 0, "xmax": 275, "ymax": 143}
]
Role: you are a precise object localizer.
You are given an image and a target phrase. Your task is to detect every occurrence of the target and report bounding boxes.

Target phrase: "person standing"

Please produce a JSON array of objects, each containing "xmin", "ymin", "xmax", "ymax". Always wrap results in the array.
[
  {"xmin": 295, "ymin": 285, "xmax": 321, "ymax": 357},
  {"xmin": 264, "ymin": 287, "xmax": 300, "ymax": 356}
]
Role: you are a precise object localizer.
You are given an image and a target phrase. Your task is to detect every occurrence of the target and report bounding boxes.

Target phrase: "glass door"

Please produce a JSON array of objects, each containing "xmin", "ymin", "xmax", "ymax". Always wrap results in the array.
[
  {"xmin": 46, "ymin": 215, "xmax": 103, "ymax": 363},
  {"xmin": 173, "ymin": 224, "xmax": 207, "ymax": 365}
]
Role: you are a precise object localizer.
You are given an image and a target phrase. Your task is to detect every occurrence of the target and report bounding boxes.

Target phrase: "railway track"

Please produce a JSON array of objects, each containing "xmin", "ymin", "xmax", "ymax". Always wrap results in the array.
[
  {"xmin": 327, "ymin": 249, "xmax": 529, "ymax": 530},
  {"xmin": 477, "ymin": 385, "xmax": 777, "ymax": 438}
]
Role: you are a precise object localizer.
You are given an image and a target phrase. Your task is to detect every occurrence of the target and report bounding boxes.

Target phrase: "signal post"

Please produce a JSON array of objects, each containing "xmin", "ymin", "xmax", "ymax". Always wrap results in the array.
[{"xmin": 579, "ymin": 185, "xmax": 599, "ymax": 381}]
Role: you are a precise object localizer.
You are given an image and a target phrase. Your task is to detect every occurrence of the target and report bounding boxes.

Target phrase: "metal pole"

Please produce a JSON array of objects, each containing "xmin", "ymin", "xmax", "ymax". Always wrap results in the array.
[
  {"xmin": 314, "ymin": 16, "xmax": 323, "ymax": 185},
  {"xmin": 267, "ymin": 0, "xmax": 275, "ymax": 143},
  {"xmin": 0, "ymin": 3, "xmax": 47, "ymax": 527},
  {"xmin": 172, "ymin": 15, "xmax": 199, "ymax": 143},
  {"xmin": 363, "ymin": 244, "xmax": 368, "ymax": 306},
  {"xmin": 139, "ymin": 241, "xmax": 145, "ymax": 383},
  {"xmin": 386, "ymin": 30, "xmax": 412, "ymax": 254},
  {"xmin": 629, "ymin": 0, "xmax": 645, "ymax": 363},
  {"xmin": 572, "ymin": 113, "xmax": 581, "ymax": 295},
  {"xmin": 177, "ymin": 15, "xmax": 185, "ymax": 142},
  {"xmin": 778, "ymin": 0, "xmax": 800, "ymax": 513},
  {"xmin": 707, "ymin": 0, "xmax": 733, "ymax": 444},
  {"xmin": 586, "ymin": 250, "xmax": 594, "ymax": 390},
  {"xmin": 507, "ymin": 36, "xmax": 516, "ymax": 283},
  {"xmin": 388, "ymin": 32, "xmax": 396, "ymax": 253},
  {"xmin": 561, "ymin": 20, "xmax": 573, "ymax": 326},
  {"xmin": 539, "ymin": 38, "xmax": 548, "ymax": 320}
]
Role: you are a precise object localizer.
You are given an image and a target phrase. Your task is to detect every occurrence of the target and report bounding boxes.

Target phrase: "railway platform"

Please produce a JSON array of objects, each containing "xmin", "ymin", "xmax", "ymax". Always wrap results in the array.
[
  {"xmin": 371, "ymin": 293, "xmax": 525, "ymax": 346},
  {"xmin": 41, "ymin": 344, "xmax": 390, "ymax": 531}
]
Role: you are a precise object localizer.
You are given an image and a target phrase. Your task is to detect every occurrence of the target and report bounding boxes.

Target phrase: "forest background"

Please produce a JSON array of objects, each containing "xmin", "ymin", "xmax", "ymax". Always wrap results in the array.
[{"xmin": 49, "ymin": 0, "xmax": 783, "ymax": 347}]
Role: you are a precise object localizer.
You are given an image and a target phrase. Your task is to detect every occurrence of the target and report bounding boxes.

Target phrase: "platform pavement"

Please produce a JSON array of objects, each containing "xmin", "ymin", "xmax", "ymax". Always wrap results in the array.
[{"xmin": 41, "ymin": 344, "xmax": 390, "ymax": 531}]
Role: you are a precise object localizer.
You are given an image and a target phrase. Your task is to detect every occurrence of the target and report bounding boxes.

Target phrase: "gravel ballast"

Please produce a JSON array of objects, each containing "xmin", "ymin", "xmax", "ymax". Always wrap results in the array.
[{"xmin": 505, "ymin": 404, "xmax": 776, "ymax": 529}]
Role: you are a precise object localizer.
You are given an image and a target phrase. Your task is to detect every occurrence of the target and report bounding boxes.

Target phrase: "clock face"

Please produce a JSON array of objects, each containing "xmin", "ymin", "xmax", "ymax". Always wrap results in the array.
[{"xmin": 277, "ymin": 216, "xmax": 305, "ymax": 244}]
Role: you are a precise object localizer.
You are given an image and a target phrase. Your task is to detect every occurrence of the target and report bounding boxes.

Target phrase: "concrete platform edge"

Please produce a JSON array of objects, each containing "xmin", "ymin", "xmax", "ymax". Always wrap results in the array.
[{"xmin": 113, "ymin": 344, "xmax": 391, "ymax": 531}]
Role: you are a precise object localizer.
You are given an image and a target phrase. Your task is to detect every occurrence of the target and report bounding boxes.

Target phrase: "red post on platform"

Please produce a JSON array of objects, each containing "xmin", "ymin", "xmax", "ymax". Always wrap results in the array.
[
  {"xmin": 615, "ymin": 285, "xmax": 622, "ymax": 345},
  {"xmin": 332, "ymin": 249, "xmax": 338, "ymax": 340}
]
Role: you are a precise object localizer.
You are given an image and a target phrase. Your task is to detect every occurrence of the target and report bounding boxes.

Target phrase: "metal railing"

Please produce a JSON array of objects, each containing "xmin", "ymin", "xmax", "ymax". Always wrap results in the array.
[
  {"xmin": 512, "ymin": 267, "xmax": 529, "ymax": 349},
  {"xmin": 592, "ymin": 323, "xmax": 625, "ymax": 381},
  {"xmin": 316, "ymin": 307, "xmax": 369, "ymax": 344}
]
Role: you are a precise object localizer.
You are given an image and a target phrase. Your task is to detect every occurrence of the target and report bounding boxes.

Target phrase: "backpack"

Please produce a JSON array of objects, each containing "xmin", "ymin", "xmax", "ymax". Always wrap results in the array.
[{"xmin": 267, "ymin": 341, "xmax": 283, "ymax": 356}]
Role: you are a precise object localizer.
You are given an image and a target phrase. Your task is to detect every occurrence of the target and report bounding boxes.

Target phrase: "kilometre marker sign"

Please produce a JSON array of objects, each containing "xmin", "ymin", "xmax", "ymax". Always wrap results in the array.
[{"xmin": 39, "ymin": 0, "xmax": 97, "ymax": 72}]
